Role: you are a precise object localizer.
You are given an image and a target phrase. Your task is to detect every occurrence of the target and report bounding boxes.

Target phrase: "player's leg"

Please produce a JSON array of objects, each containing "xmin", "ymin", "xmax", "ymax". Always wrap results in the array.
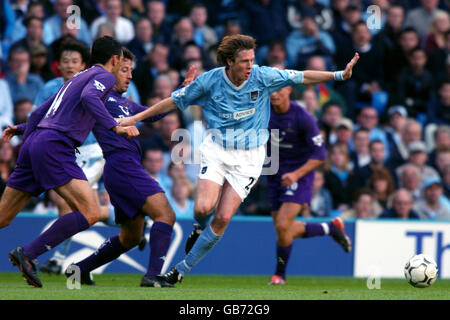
[
  {"xmin": 20, "ymin": 179, "xmax": 100, "ymax": 263},
  {"xmin": 0, "ymin": 186, "xmax": 32, "ymax": 229},
  {"xmin": 140, "ymin": 192, "xmax": 175, "ymax": 285},
  {"xmin": 164, "ymin": 181, "xmax": 242, "ymax": 284},
  {"xmin": 184, "ymin": 179, "xmax": 222, "ymax": 253},
  {"xmin": 270, "ymin": 202, "xmax": 303, "ymax": 285}
]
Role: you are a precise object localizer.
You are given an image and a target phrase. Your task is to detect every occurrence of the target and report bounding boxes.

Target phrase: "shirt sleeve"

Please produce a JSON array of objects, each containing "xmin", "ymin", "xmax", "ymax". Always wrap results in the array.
[
  {"xmin": 80, "ymin": 72, "xmax": 118, "ymax": 130},
  {"xmin": 298, "ymin": 108, "xmax": 326, "ymax": 161},
  {"xmin": 171, "ymin": 75, "xmax": 206, "ymax": 110},
  {"xmin": 259, "ymin": 66, "xmax": 304, "ymax": 94}
]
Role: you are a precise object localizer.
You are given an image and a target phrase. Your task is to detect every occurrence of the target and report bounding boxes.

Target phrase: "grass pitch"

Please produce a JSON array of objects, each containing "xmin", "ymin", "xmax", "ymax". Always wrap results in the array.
[{"xmin": 0, "ymin": 273, "xmax": 449, "ymax": 300}]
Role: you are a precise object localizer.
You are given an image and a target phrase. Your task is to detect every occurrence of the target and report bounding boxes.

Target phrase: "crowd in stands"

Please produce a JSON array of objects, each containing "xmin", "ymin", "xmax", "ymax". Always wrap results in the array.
[{"xmin": 0, "ymin": 0, "xmax": 449, "ymax": 220}]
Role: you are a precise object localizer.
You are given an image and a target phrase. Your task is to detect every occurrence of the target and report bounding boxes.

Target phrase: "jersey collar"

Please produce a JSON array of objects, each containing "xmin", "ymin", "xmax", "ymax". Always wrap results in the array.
[{"xmin": 222, "ymin": 67, "xmax": 249, "ymax": 90}]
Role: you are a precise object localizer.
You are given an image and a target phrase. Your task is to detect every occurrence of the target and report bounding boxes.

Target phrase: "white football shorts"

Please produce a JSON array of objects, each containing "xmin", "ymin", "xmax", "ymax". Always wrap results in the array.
[
  {"xmin": 75, "ymin": 143, "xmax": 105, "ymax": 190},
  {"xmin": 197, "ymin": 133, "xmax": 266, "ymax": 201}
]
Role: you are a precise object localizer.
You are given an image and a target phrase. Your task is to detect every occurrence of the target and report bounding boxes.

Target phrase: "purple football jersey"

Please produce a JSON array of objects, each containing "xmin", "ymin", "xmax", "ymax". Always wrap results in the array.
[
  {"xmin": 37, "ymin": 65, "xmax": 118, "ymax": 145},
  {"xmin": 93, "ymin": 89, "xmax": 168, "ymax": 156},
  {"xmin": 268, "ymin": 100, "xmax": 326, "ymax": 173}
]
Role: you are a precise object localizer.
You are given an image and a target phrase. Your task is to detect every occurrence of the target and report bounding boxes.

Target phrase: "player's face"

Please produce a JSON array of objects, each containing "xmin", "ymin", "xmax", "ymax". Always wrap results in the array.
[
  {"xmin": 115, "ymin": 58, "xmax": 133, "ymax": 93},
  {"xmin": 228, "ymin": 49, "xmax": 254, "ymax": 84},
  {"xmin": 270, "ymin": 86, "xmax": 292, "ymax": 109},
  {"xmin": 58, "ymin": 51, "xmax": 85, "ymax": 81}
]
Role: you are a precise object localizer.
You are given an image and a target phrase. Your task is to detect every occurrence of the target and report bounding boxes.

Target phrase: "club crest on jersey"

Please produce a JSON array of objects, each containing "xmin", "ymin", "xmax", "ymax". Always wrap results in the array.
[
  {"xmin": 94, "ymin": 80, "xmax": 106, "ymax": 92},
  {"xmin": 250, "ymin": 91, "xmax": 259, "ymax": 101},
  {"xmin": 312, "ymin": 134, "xmax": 324, "ymax": 147}
]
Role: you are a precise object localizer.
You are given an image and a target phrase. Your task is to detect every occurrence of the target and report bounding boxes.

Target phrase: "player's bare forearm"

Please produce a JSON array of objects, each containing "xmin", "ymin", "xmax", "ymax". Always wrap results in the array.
[
  {"xmin": 117, "ymin": 97, "xmax": 177, "ymax": 126},
  {"xmin": 303, "ymin": 53, "xmax": 359, "ymax": 84},
  {"xmin": 293, "ymin": 159, "xmax": 324, "ymax": 180}
]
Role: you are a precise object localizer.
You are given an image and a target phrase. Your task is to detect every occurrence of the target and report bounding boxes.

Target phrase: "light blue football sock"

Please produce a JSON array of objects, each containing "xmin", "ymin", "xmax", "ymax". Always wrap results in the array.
[
  {"xmin": 176, "ymin": 225, "xmax": 221, "ymax": 275},
  {"xmin": 195, "ymin": 210, "xmax": 214, "ymax": 230}
]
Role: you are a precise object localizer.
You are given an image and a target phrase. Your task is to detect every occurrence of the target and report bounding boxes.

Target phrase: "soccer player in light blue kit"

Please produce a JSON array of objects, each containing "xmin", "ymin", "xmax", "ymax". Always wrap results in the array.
[{"xmin": 117, "ymin": 34, "xmax": 359, "ymax": 285}]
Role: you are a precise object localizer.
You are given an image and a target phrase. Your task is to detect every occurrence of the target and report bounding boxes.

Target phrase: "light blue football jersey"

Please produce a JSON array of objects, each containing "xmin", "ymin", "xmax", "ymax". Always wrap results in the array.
[{"xmin": 171, "ymin": 65, "xmax": 303, "ymax": 149}]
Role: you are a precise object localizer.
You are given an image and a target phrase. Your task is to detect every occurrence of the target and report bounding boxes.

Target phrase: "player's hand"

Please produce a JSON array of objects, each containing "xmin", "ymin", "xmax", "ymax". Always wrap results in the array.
[
  {"xmin": 342, "ymin": 53, "xmax": 359, "ymax": 80},
  {"xmin": 115, "ymin": 115, "xmax": 137, "ymax": 127},
  {"xmin": 182, "ymin": 65, "xmax": 197, "ymax": 87},
  {"xmin": 281, "ymin": 172, "xmax": 298, "ymax": 187},
  {"xmin": 2, "ymin": 125, "xmax": 19, "ymax": 142},
  {"xmin": 113, "ymin": 125, "xmax": 140, "ymax": 138}
]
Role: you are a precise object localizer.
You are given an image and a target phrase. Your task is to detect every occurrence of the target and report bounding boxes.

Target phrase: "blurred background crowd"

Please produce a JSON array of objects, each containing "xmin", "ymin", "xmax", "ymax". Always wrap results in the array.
[{"xmin": 0, "ymin": 0, "xmax": 449, "ymax": 220}]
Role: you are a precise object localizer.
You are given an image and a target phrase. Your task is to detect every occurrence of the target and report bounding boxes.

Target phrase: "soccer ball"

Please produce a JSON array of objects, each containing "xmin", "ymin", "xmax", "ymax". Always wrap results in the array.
[{"xmin": 404, "ymin": 254, "xmax": 438, "ymax": 288}]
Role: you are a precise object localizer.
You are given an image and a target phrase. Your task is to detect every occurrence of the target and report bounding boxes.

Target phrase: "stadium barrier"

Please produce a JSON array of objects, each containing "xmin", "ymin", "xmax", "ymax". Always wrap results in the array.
[{"xmin": 0, "ymin": 214, "xmax": 448, "ymax": 279}]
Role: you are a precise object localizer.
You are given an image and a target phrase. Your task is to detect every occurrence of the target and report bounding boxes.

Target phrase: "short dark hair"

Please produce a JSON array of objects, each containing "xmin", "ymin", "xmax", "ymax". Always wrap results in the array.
[
  {"xmin": 57, "ymin": 38, "xmax": 90, "ymax": 63},
  {"xmin": 120, "ymin": 47, "xmax": 134, "ymax": 62},
  {"xmin": 407, "ymin": 47, "xmax": 425, "ymax": 58},
  {"xmin": 216, "ymin": 34, "xmax": 256, "ymax": 66},
  {"xmin": 90, "ymin": 36, "xmax": 122, "ymax": 65},
  {"xmin": 23, "ymin": 16, "xmax": 43, "ymax": 27},
  {"xmin": 399, "ymin": 26, "xmax": 418, "ymax": 37}
]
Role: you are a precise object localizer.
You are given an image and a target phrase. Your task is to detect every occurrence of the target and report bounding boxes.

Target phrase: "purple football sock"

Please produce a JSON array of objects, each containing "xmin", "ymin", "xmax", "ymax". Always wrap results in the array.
[
  {"xmin": 76, "ymin": 235, "xmax": 127, "ymax": 273},
  {"xmin": 275, "ymin": 244, "xmax": 292, "ymax": 278},
  {"xmin": 23, "ymin": 211, "xmax": 89, "ymax": 259},
  {"xmin": 145, "ymin": 221, "xmax": 173, "ymax": 277}
]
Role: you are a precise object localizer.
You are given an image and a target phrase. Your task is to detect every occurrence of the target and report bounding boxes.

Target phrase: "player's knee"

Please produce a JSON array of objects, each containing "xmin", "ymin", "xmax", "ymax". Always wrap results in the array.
[
  {"xmin": 194, "ymin": 203, "xmax": 214, "ymax": 217},
  {"xmin": 274, "ymin": 220, "xmax": 290, "ymax": 236},
  {"xmin": 119, "ymin": 232, "xmax": 140, "ymax": 250},
  {"xmin": 83, "ymin": 208, "xmax": 101, "ymax": 226}
]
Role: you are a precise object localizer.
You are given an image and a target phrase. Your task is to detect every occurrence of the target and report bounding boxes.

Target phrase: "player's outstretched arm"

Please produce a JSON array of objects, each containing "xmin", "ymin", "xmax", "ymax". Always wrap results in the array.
[
  {"xmin": 302, "ymin": 53, "xmax": 359, "ymax": 85},
  {"xmin": 117, "ymin": 97, "xmax": 178, "ymax": 127}
]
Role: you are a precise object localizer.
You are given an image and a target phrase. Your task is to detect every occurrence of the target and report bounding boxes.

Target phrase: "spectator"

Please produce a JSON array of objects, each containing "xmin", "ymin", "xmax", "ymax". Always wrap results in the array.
[
  {"xmin": 427, "ymin": 77, "xmax": 450, "ymax": 125},
  {"xmin": 189, "ymin": 3, "xmax": 218, "ymax": 51},
  {"xmin": 330, "ymin": 0, "xmax": 350, "ymax": 29},
  {"xmin": 126, "ymin": 17, "xmax": 154, "ymax": 63},
  {"xmin": 306, "ymin": 168, "xmax": 333, "ymax": 217},
  {"xmin": 323, "ymin": 142, "xmax": 358, "ymax": 210},
  {"xmin": 13, "ymin": 98, "xmax": 32, "ymax": 125},
  {"xmin": 286, "ymin": 9, "xmax": 335, "ymax": 69},
  {"xmin": 379, "ymin": 188, "xmax": 420, "ymax": 219},
  {"xmin": 442, "ymin": 164, "xmax": 450, "ymax": 199},
  {"xmin": 10, "ymin": 16, "xmax": 45, "ymax": 53},
  {"xmin": 291, "ymin": 55, "xmax": 348, "ymax": 114},
  {"xmin": 428, "ymin": 125, "xmax": 450, "ymax": 170},
  {"xmin": 146, "ymin": 0, "xmax": 172, "ymax": 45},
  {"xmin": 9, "ymin": 1, "xmax": 45, "ymax": 44},
  {"xmin": 349, "ymin": 128, "xmax": 371, "ymax": 171},
  {"xmin": 122, "ymin": 0, "xmax": 146, "ymax": 24},
  {"xmin": 330, "ymin": 117, "xmax": 353, "ymax": 147},
  {"xmin": 287, "ymin": 0, "xmax": 334, "ymax": 32},
  {"xmin": 143, "ymin": 112, "xmax": 181, "ymax": 174},
  {"xmin": 263, "ymin": 40, "xmax": 288, "ymax": 67},
  {"xmin": 153, "ymin": 73, "xmax": 173, "ymax": 99},
  {"xmin": 5, "ymin": 46, "xmax": 44, "ymax": 104},
  {"xmin": 90, "ymin": 0, "xmax": 135, "ymax": 44},
  {"xmin": 340, "ymin": 188, "xmax": 381, "ymax": 219},
  {"xmin": 373, "ymin": 5, "xmax": 405, "ymax": 62},
  {"xmin": 142, "ymin": 148, "xmax": 171, "ymax": 192},
  {"xmin": 434, "ymin": 146, "xmax": 450, "ymax": 178},
  {"xmin": 95, "ymin": 21, "xmax": 115, "ymax": 40},
  {"xmin": 390, "ymin": 47, "xmax": 434, "ymax": 120},
  {"xmin": 299, "ymin": 88, "xmax": 320, "ymax": 118},
  {"xmin": 398, "ymin": 163, "xmax": 422, "ymax": 201},
  {"xmin": 397, "ymin": 141, "xmax": 440, "ymax": 187},
  {"xmin": 169, "ymin": 17, "xmax": 195, "ymax": 68},
  {"xmin": 1, "ymin": 0, "xmax": 16, "ymax": 49},
  {"xmin": 424, "ymin": 11, "xmax": 450, "ymax": 55},
  {"xmin": 388, "ymin": 118, "xmax": 423, "ymax": 170},
  {"xmin": 426, "ymin": 30, "xmax": 450, "ymax": 83},
  {"xmin": 178, "ymin": 41, "xmax": 214, "ymax": 72},
  {"xmin": 367, "ymin": 167, "xmax": 395, "ymax": 210},
  {"xmin": 29, "ymin": 44, "xmax": 54, "ymax": 82},
  {"xmin": 414, "ymin": 177, "xmax": 450, "ymax": 219},
  {"xmin": 355, "ymin": 140, "xmax": 387, "ymax": 188},
  {"xmin": 169, "ymin": 177, "xmax": 195, "ymax": 218},
  {"xmin": 404, "ymin": 0, "xmax": 447, "ymax": 39},
  {"xmin": 352, "ymin": 106, "xmax": 390, "ymax": 159},
  {"xmin": 331, "ymin": 3, "xmax": 361, "ymax": 61},
  {"xmin": 384, "ymin": 105, "xmax": 408, "ymax": 158},
  {"xmin": 318, "ymin": 101, "xmax": 343, "ymax": 146},
  {"xmin": 133, "ymin": 42, "xmax": 170, "ymax": 101},
  {"xmin": 383, "ymin": 27, "xmax": 420, "ymax": 91},
  {"xmin": 43, "ymin": 0, "xmax": 92, "ymax": 46},
  {"xmin": 241, "ymin": 0, "xmax": 289, "ymax": 63}
]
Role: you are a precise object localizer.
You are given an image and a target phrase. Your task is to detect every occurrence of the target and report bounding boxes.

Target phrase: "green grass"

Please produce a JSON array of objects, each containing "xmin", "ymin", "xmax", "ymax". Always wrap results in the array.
[{"xmin": 0, "ymin": 273, "xmax": 449, "ymax": 300}]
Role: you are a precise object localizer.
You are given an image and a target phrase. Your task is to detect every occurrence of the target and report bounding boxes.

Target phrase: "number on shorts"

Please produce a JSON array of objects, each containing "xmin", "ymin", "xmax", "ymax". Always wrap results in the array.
[{"xmin": 245, "ymin": 177, "xmax": 256, "ymax": 191}]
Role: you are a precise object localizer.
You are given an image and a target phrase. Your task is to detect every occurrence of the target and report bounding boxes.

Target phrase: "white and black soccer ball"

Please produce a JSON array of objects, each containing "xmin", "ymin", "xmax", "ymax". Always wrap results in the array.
[{"xmin": 404, "ymin": 254, "xmax": 438, "ymax": 288}]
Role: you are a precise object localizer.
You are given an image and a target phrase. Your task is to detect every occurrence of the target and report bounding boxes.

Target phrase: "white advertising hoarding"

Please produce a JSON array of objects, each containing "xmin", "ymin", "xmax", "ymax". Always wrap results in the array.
[{"xmin": 354, "ymin": 220, "xmax": 450, "ymax": 278}]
